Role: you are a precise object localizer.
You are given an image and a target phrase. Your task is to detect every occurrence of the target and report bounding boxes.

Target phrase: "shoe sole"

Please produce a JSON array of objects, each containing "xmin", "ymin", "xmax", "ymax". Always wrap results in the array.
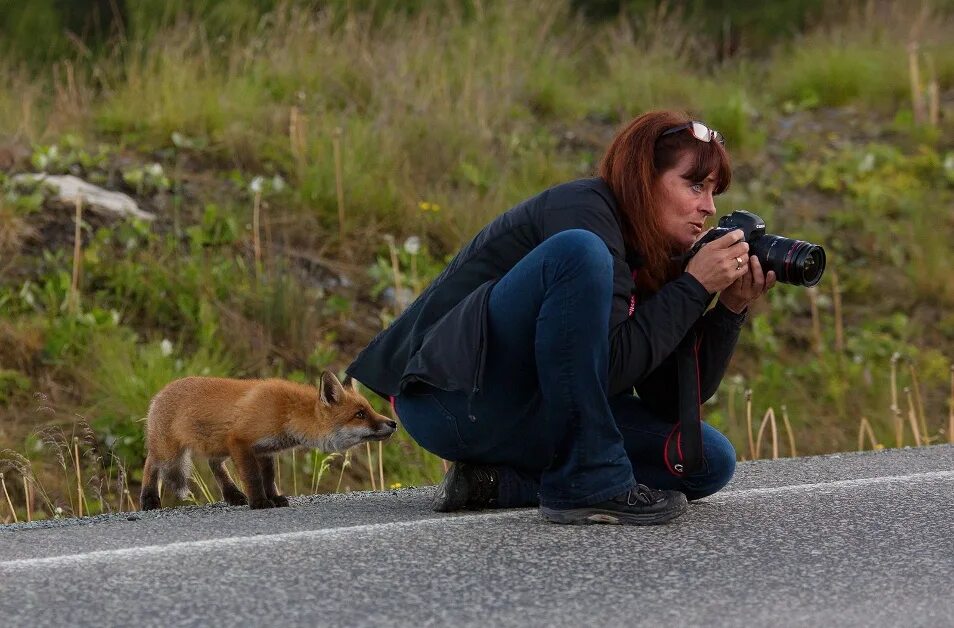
[{"xmin": 539, "ymin": 498, "xmax": 688, "ymax": 526}]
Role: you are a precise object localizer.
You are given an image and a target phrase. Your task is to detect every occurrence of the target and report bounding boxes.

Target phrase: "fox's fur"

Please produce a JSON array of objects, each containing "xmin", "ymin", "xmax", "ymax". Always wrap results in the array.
[{"xmin": 140, "ymin": 371, "xmax": 395, "ymax": 510}]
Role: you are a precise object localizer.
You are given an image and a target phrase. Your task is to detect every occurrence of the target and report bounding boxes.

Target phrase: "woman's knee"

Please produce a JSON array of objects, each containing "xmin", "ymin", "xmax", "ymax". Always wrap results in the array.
[
  {"xmin": 543, "ymin": 229, "xmax": 612, "ymax": 274},
  {"xmin": 686, "ymin": 425, "xmax": 737, "ymax": 500},
  {"xmin": 541, "ymin": 229, "xmax": 613, "ymax": 289}
]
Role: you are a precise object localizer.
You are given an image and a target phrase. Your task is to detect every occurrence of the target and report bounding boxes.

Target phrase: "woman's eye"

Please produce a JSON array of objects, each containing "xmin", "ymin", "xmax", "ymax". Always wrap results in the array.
[{"xmin": 690, "ymin": 183, "xmax": 704, "ymax": 193}]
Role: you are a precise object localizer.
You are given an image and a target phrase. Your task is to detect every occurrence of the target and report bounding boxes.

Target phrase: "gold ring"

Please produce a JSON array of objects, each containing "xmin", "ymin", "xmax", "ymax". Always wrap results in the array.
[{"xmin": 735, "ymin": 256, "xmax": 744, "ymax": 270}]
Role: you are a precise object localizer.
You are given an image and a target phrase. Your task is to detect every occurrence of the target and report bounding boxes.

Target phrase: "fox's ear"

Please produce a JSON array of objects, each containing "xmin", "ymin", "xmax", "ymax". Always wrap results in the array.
[
  {"xmin": 342, "ymin": 374, "xmax": 356, "ymax": 391},
  {"xmin": 317, "ymin": 370, "xmax": 346, "ymax": 407}
]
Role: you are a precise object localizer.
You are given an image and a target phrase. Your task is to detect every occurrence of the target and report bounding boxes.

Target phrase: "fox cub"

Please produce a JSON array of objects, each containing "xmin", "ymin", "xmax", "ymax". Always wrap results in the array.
[{"xmin": 140, "ymin": 371, "xmax": 396, "ymax": 510}]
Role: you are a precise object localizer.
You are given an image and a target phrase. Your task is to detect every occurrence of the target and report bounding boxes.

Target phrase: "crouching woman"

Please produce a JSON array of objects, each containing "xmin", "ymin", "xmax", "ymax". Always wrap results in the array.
[{"xmin": 347, "ymin": 110, "xmax": 775, "ymax": 525}]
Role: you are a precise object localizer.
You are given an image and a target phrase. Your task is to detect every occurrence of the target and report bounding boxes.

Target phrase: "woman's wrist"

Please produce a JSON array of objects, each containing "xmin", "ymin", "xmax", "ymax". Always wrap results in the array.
[{"xmin": 717, "ymin": 294, "xmax": 748, "ymax": 315}]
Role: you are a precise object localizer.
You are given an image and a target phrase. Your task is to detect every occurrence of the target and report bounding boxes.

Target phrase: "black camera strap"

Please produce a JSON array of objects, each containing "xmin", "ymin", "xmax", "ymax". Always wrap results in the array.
[
  {"xmin": 663, "ymin": 322, "xmax": 705, "ymax": 478},
  {"xmin": 627, "ymin": 259, "xmax": 707, "ymax": 478}
]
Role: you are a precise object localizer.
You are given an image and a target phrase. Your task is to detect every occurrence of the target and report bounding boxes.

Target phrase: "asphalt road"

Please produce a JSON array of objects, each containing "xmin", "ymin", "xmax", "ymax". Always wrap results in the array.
[{"xmin": 1, "ymin": 445, "xmax": 952, "ymax": 627}]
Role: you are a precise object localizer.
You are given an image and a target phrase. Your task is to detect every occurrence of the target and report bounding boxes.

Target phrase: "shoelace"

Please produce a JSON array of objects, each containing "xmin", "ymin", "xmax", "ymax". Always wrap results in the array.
[{"xmin": 625, "ymin": 483, "xmax": 661, "ymax": 507}]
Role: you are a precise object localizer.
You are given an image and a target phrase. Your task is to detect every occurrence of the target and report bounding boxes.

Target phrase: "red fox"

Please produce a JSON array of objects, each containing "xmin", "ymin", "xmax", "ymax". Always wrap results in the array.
[{"xmin": 140, "ymin": 371, "xmax": 396, "ymax": 510}]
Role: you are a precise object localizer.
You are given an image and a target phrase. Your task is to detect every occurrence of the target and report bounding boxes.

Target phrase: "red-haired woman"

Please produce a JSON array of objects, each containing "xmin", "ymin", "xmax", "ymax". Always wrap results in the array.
[{"xmin": 347, "ymin": 111, "xmax": 776, "ymax": 525}]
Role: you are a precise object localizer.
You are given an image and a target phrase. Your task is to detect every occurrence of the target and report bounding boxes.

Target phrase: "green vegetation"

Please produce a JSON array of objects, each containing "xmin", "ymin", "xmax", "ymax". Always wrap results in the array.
[{"xmin": 0, "ymin": 0, "xmax": 952, "ymax": 521}]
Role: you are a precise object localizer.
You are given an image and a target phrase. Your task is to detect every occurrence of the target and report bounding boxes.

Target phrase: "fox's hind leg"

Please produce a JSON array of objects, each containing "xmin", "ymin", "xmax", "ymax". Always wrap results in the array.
[
  {"xmin": 256, "ymin": 454, "xmax": 289, "ymax": 507},
  {"xmin": 209, "ymin": 457, "xmax": 247, "ymax": 506},
  {"xmin": 161, "ymin": 451, "xmax": 194, "ymax": 502},
  {"xmin": 140, "ymin": 454, "xmax": 162, "ymax": 511}
]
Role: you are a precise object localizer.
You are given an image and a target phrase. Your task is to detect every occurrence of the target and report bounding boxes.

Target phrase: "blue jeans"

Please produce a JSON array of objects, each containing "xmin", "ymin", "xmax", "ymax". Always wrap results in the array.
[{"xmin": 394, "ymin": 230, "xmax": 735, "ymax": 508}]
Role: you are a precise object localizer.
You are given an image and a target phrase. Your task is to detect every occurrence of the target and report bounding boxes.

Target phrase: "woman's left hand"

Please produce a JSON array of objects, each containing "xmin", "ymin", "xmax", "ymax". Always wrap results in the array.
[{"xmin": 718, "ymin": 255, "xmax": 777, "ymax": 314}]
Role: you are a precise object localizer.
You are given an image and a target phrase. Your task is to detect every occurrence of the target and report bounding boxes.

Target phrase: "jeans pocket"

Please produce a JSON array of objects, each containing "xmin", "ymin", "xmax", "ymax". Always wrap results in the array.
[{"xmin": 395, "ymin": 393, "xmax": 468, "ymax": 460}]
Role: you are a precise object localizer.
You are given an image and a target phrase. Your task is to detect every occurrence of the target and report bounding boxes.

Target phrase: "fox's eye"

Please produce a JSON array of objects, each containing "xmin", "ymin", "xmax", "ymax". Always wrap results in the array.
[{"xmin": 355, "ymin": 410, "xmax": 366, "ymax": 419}]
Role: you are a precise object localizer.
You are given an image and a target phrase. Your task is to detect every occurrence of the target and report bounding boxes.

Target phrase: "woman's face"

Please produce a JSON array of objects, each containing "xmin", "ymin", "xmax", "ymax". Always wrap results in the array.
[{"xmin": 656, "ymin": 150, "xmax": 718, "ymax": 251}]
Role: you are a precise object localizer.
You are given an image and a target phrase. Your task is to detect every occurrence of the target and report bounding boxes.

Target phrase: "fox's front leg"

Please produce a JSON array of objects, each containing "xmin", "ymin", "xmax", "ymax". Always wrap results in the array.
[
  {"xmin": 257, "ymin": 454, "xmax": 290, "ymax": 507},
  {"xmin": 209, "ymin": 457, "xmax": 247, "ymax": 506},
  {"xmin": 227, "ymin": 438, "xmax": 274, "ymax": 509}
]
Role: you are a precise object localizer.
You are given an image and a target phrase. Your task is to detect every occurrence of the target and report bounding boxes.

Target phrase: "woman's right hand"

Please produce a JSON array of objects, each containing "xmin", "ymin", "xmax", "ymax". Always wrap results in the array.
[{"xmin": 685, "ymin": 229, "xmax": 751, "ymax": 294}]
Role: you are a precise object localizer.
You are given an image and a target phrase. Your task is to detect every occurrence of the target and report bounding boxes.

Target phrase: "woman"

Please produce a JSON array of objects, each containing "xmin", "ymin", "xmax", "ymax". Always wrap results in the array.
[{"xmin": 346, "ymin": 110, "xmax": 776, "ymax": 525}]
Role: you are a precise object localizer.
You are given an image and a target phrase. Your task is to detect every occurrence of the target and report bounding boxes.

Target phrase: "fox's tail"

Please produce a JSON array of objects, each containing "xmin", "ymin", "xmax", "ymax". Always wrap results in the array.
[
  {"xmin": 142, "ymin": 393, "xmax": 195, "ymax": 501},
  {"xmin": 143, "ymin": 450, "xmax": 193, "ymax": 501},
  {"xmin": 163, "ymin": 451, "xmax": 193, "ymax": 499}
]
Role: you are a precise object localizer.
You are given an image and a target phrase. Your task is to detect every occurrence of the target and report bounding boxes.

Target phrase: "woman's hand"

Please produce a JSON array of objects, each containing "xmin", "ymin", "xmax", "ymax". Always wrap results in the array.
[
  {"xmin": 685, "ymin": 229, "xmax": 751, "ymax": 294},
  {"xmin": 718, "ymin": 254, "xmax": 777, "ymax": 314}
]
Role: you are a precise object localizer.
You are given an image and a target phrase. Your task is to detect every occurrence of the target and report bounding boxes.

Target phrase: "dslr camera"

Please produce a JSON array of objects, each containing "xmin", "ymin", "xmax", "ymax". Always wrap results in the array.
[{"xmin": 687, "ymin": 210, "xmax": 826, "ymax": 287}]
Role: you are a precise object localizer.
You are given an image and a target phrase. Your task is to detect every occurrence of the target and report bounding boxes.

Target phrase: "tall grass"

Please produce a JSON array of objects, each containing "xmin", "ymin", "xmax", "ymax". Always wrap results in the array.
[
  {"xmin": 4, "ymin": 1, "xmax": 947, "ymax": 249},
  {"xmin": 1, "ymin": 1, "xmax": 758, "ymax": 247},
  {"xmin": 767, "ymin": 2, "xmax": 954, "ymax": 110}
]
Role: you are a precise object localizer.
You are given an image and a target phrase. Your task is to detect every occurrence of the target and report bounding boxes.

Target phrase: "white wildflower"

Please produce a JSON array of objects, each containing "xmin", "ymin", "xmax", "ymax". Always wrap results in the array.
[
  {"xmin": 858, "ymin": 153, "xmax": 875, "ymax": 173},
  {"xmin": 250, "ymin": 176, "xmax": 265, "ymax": 193},
  {"xmin": 403, "ymin": 236, "xmax": 421, "ymax": 255},
  {"xmin": 160, "ymin": 339, "xmax": 173, "ymax": 357}
]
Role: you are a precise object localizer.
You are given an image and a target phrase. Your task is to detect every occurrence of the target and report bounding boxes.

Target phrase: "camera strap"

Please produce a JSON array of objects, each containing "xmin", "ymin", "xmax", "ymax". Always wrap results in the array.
[
  {"xmin": 627, "ymin": 262, "xmax": 706, "ymax": 478},
  {"xmin": 663, "ymin": 323, "xmax": 705, "ymax": 477}
]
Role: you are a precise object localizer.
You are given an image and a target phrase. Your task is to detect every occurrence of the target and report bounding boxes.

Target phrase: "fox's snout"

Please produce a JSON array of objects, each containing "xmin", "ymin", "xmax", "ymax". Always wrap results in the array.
[{"xmin": 371, "ymin": 419, "xmax": 398, "ymax": 440}]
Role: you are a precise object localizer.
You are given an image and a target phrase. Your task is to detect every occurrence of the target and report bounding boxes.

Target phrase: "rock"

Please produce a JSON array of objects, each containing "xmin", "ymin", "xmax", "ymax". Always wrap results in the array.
[{"xmin": 13, "ymin": 173, "xmax": 156, "ymax": 221}]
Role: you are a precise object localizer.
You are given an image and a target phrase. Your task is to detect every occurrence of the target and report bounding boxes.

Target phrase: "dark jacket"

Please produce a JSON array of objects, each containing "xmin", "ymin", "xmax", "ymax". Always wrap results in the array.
[{"xmin": 346, "ymin": 178, "xmax": 746, "ymax": 419}]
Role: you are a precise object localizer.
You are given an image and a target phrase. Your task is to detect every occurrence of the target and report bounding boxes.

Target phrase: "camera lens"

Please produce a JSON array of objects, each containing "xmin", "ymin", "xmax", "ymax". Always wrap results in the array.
[
  {"xmin": 750, "ymin": 235, "xmax": 826, "ymax": 286},
  {"xmin": 797, "ymin": 245, "xmax": 825, "ymax": 286}
]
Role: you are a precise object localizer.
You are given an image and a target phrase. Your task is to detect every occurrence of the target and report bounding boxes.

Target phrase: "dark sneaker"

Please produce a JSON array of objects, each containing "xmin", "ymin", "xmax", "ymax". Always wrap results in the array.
[
  {"xmin": 432, "ymin": 462, "xmax": 500, "ymax": 512},
  {"xmin": 539, "ymin": 483, "xmax": 688, "ymax": 525}
]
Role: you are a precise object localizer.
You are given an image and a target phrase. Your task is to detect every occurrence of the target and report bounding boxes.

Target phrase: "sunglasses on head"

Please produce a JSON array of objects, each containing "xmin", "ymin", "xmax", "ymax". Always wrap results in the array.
[{"xmin": 660, "ymin": 121, "xmax": 725, "ymax": 146}]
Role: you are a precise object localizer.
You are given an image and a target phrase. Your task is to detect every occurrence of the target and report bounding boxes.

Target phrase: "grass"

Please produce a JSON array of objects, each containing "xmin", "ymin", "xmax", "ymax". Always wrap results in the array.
[
  {"xmin": 766, "ymin": 2, "xmax": 954, "ymax": 110},
  {"xmin": 0, "ymin": 0, "xmax": 953, "ymax": 522}
]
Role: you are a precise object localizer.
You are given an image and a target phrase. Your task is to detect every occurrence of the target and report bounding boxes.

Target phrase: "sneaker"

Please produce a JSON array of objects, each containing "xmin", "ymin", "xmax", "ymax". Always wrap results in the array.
[
  {"xmin": 539, "ymin": 483, "xmax": 688, "ymax": 525},
  {"xmin": 432, "ymin": 462, "xmax": 500, "ymax": 512}
]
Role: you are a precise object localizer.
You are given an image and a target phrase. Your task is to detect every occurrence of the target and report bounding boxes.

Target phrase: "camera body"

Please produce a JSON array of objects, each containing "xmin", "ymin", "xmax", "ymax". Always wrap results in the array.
[{"xmin": 688, "ymin": 210, "xmax": 826, "ymax": 287}]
